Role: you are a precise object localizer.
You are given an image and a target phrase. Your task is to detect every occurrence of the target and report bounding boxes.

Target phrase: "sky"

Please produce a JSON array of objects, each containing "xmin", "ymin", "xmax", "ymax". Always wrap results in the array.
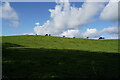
[{"xmin": 1, "ymin": 0, "xmax": 119, "ymax": 39}]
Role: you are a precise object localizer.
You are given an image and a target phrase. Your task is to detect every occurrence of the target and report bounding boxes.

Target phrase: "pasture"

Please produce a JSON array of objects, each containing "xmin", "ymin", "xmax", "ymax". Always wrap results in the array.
[{"xmin": 2, "ymin": 35, "xmax": 120, "ymax": 79}]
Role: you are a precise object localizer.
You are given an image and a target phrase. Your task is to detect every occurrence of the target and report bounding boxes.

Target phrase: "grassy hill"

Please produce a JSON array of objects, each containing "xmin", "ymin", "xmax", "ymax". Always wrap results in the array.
[
  {"xmin": 2, "ymin": 35, "xmax": 120, "ymax": 79},
  {"xmin": 2, "ymin": 35, "xmax": 119, "ymax": 53}
]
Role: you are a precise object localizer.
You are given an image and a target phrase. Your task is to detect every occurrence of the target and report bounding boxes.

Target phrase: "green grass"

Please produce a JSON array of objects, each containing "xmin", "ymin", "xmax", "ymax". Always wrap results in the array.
[
  {"xmin": 2, "ymin": 35, "xmax": 119, "ymax": 53},
  {"xmin": 2, "ymin": 35, "xmax": 120, "ymax": 79}
]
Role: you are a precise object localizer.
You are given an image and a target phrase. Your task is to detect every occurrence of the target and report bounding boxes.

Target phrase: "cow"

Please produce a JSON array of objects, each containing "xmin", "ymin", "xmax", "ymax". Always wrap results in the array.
[
  {"xmin": 45, "ymin": 34, "xmax": 48, "ymax": 36},
  {"xmin": 63, "ymin": 36, "xmax": 65, "ymax": 37},
  {"xmin": 99, "ymin": 37, "xmax": 105, "ymax": 40}
]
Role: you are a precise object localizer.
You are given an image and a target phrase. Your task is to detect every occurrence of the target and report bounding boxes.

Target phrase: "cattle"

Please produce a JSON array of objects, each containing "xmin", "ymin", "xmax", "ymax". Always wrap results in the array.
[
  {"xmin": 73, "ymin": 37, "xmax": 75, "ymax": 38},
  {"xmin": 99, "ymin": 37, "xmax": 105, "ymax": 40},
  {"xmin": 45, "ymin": 34, "xmax": 48, "ymax": 36},
  {"xmin": 63, "ymin": 36, "xmax": 65, "ymax": 37}
]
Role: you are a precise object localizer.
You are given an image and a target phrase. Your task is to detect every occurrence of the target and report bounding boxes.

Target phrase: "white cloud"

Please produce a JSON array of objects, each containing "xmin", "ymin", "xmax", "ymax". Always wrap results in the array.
[
  {"xmin": 0, "ymin": 2, "xmax": 19, "ymax": 26},
  {"xmin": 60, "ymin": 26, "xmax": 119, "ymax": 39},
  {"xmin": 23, "ymin": 33, "xmax": 35, "ymax": 35},
  {"xmin": 109, "ymin": 35, "xmax": 119, "ymax": 39},
  {"xmin": 83, "ymin": 27, "xmax": 119, "ymax": 39},
  {"xmin": 60, "ymin": 29, "xmax": 82, "ymax": 38},
  {"xmin": 83, "ymin": 28, "xmax": 100, "ymax": 38},
  {"xmin": 101, "ymin": 26, "xmax": 118, "ymax": 34},
  {"xmin": 109, "ymin": 0, "xmax": 120, "ymax": 2},
  {"xmin": 100, "ymin": 0, "xmax": 119, "ymax": 21},
  {"xmin": 34, "ymin": 1, "xmax": 119, "ymax": 39},
  {"xmin": 83, "ymin": 26, "xmax": 119, "ymax": 39},
  {"xmin": 35, "ymin": 22, "xmax": 40, "ymax": 26},
  {"xmin": 34, "ymin": 1, "xmax": 104, "ymax": 35},
  {"xmin": 100, "ymin": 26, "xmax": 119, "ymax": 39}
]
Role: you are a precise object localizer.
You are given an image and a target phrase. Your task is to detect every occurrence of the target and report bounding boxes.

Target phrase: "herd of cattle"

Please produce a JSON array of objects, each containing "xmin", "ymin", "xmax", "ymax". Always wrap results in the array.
[{"xmin": 35, "ymin": 34, "xmax": 105, "ymax": 40}]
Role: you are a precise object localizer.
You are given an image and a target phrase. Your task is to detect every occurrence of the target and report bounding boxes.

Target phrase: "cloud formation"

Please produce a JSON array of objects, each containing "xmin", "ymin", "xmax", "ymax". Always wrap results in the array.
[
  {"xmin": 23, "ymin": 33, "xmax": 35, "ymax": 35},
  {"xmin": 101, "ymin": 26, "xmax": 118, "ymax": 34},
  {"xmin": 35, "ymin": 22, "xmax": 40, "ymax": 26},
  {"xmin": 34, "ymin": 1, "xmax": 119, "ymax": 39},
  {"xmin": 0, "ymin": 2, "xmax": 19, "ymax": 26},
  {"xmin": 60, "ymin": 26, "xmax": 118, "ymax": 39},
  {"xmin": 34, "ymin": 1, "xmax": 104, "ymax": 35},
  {"xmin": 83, "ymin": 28, "xmax": 100, "ymax": 38},
  {"xmin": 60, "ymin": 29, "xmax": 82, "ymax": 38},
  {"xmin": 100, "ymin": 0, "xmax": 119, "ymax": 21},
  {"xmin": 101, "ymin": 26, "xmax": 119, "ymax": 39}
]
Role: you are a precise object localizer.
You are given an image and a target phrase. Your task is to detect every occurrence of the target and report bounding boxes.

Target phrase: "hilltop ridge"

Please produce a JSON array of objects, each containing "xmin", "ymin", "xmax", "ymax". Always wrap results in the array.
[{"xmin": 2, "ymin": 35, "xmax": 119, "ymax": 53}]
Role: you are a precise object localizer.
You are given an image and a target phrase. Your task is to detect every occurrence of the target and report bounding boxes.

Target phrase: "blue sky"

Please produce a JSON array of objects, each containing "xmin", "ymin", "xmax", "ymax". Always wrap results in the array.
[
  {"xmin": 1, "ymin": 2, "xmax": 119, "ymax": 39},
  {"xmin": 2, "ymin": 2, "xmax": 56, "ymax": 35}
]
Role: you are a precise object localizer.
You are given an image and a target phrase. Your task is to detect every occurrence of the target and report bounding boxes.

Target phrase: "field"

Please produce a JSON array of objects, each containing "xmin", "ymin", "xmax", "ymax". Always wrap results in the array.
[{"xmin": 2, "ymin": 35, "xmax": 120, "ymax": 79}]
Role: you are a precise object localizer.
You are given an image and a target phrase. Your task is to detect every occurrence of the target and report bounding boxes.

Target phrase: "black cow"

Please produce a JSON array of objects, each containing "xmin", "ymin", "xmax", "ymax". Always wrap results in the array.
[
  {"xmin": 99, "ymin": 37, "xmax": 105, "ymax": 40},
  {"xmin": 45, "ymin": 34, "xmax": 48, "ymax": 36}
]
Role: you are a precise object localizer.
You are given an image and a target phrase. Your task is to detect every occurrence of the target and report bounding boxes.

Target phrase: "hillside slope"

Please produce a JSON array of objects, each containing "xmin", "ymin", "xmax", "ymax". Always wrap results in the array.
[
  {"xmin": 2, "ymin": 35, "xmax": 120, "ymax": 79},
  {"xmin": 2, "ymin": 35, "xmax": 119, "ymax": 53}
]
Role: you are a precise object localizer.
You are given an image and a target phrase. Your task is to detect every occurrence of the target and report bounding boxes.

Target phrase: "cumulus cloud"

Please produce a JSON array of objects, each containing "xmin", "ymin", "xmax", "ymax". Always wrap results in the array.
[
  {"xmin": 101, "ymin": 26, "xmax": 118, "ymax": 34},
  {"xmin": 60, "ymin": 26, "xmax": 119, "ymax": 39},
  {"xmin": 0, "ymin": 2, "xmax": 19, "ymax": 26},
  {"xmin": 100, "ymin": 26, "xmax": 119, "ymax": 39},
  {"xmin": 23, "ymin": 33, "xmax": 35, "ymax": 35},
  {"xmin": 83, "ymin": 28, "xmax": 100, "ymax": 38},
  {"xmin": 60, "ymin": 29, "xmax": 82, "ymax": 38},
  {"xmin": 34, "ymin": 1, "xmax": 104, "ymax": 35},
  {"xmin": 100, "ymin": 0, "xmax": 120, "ymax": 21},
  {"xmin": 35, "ymin": 22, "xmax": 40, "ymax": 26},
  {"xmin": 83, "ymin": 26, "xmax": 119, "ymax": 39},
  {"xmin": 34, "ymin": 1, "xmax": 119, "ymax": 39}
]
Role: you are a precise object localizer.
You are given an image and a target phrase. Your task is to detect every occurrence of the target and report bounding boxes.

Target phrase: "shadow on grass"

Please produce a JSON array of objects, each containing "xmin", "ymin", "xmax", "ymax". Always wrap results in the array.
[
  {"xmin": 2, "ymin": 43, "xmax": 120, "ymax": 79},
  {"xmin": 2, "ymin": 43, "xmax": 24, "ymax": 49}
]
